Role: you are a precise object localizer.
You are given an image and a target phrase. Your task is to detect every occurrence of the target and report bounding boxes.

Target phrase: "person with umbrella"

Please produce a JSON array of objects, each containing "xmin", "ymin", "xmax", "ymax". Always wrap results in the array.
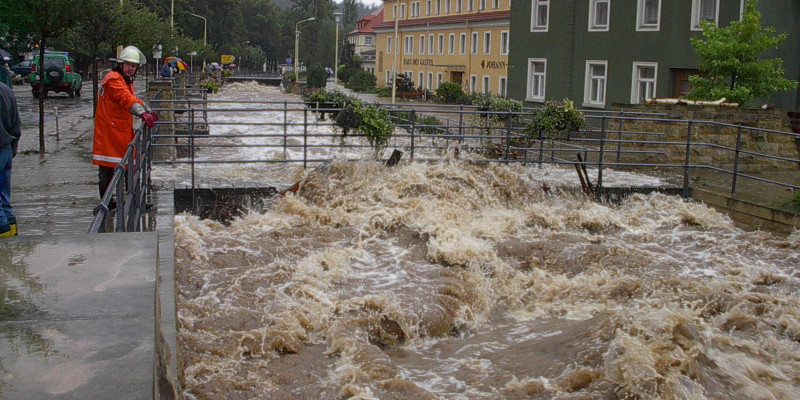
[
  {"xmin": 92, "ymin": 45, "xmax": 157, "ymax": 202},
  {"xmin": 0, "ymin": 49, "xmax": 13, "ymax": 87}
]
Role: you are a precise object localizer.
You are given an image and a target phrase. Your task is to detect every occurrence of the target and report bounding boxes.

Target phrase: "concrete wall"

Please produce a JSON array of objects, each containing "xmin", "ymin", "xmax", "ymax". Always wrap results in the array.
[{"xmin": 607, "ymin": 104, "xmax": 800, "ymax": 172}]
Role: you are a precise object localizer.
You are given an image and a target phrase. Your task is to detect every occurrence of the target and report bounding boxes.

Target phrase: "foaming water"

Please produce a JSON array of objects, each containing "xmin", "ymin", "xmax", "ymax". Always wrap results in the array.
[{"xmin": 175, "ymin": 160, "xmax": 800, "ymax": 399}]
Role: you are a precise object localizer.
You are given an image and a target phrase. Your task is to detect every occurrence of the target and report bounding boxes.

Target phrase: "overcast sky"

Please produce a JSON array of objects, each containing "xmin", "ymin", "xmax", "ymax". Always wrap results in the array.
[{"xmin": 337, "ymin": 0, "xmax": 383, "ymax": 9}]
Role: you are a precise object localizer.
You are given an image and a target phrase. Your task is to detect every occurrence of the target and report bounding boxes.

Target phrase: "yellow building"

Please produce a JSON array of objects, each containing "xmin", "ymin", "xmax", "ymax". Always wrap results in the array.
[{"xmin": 374, "ymin": 0, "xmax": 510, "ymax": 96}]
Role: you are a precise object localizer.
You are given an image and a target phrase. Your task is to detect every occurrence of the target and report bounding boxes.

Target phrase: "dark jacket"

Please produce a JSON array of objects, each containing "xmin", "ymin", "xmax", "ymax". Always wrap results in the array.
[{"xmin": 0, "ymin": 82, "xmax": 21, "ymax": 157}]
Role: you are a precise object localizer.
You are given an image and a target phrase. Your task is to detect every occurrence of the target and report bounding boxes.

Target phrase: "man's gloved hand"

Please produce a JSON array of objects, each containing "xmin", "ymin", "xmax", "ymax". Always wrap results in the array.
[
  {"xmin": 141, "ymin": 112, "xmax": 156, "ymax": 128},
  {"xmin": 148, "ymin": 111, "xmax": 158, "ymax": 122}
]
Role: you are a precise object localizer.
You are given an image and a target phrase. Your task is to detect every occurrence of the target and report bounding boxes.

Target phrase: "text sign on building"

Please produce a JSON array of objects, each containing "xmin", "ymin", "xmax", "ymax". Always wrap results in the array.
[
  {"xmin": 480, "ymin": 60, "xmax": 507, "ymax": 70},
  {"xmin": 403, "ymin": 59, "xmax": 434, "ymax": 66}
]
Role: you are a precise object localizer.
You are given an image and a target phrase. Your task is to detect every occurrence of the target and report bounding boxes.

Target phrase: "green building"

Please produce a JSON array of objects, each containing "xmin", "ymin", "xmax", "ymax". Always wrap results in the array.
[{"xmin": 507, "ymin": 0, "xmax": 800, "ymax": 112}]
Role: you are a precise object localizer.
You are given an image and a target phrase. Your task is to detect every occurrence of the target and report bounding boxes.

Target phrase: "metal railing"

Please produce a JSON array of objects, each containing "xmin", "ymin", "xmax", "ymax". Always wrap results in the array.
[
  {"xmin": 149, "ymin": 98, "xmax": 800, "ymax": 198},
  {"xmin": 90, "ymin": 92, "xmax": 800, "ymax": 232}
]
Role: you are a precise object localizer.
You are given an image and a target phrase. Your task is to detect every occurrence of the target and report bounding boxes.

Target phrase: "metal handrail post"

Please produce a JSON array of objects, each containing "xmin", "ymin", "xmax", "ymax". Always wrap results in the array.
[
  {"xmin": 458, "ymin": 105, "xmax": 464, "ymax": 142},
  {"xmin": 303, "ymin": 108, "xmax": 308, "ymax": 169},
  {"xmin": 410, "ymin": 110, "xmax": 416, "ymax": 161},
  {"xmin": 190, "ymin": 101, "xmax": 196, "ymax": 208},
  {"xmin": 115, "ymin": 164, "xmax": 125, "ymax": 232},
  {"xmin": 615, "ymin": 112, "xmax": 623, "ymax": 164},
  {"xmin": 682, "ymin": 121, "xmax": 693, "ymax": 198},
  {"xmin": 596, "ymin": 116, "xmax": 607, "ymax": 201},
  {"xmin": 537, "ymin": 127, "xmax": 544, "ymax": 166},
  {"xmin": 283, "ymin": 101, "xmax": 288, "ymax": 158},
  {"xmin": 731, "ymin": 125, "xmax": 743, "ymax": 196},
  {"xmin": 505, "ymin": 111, "xmax": 512, "ymax": 162}
]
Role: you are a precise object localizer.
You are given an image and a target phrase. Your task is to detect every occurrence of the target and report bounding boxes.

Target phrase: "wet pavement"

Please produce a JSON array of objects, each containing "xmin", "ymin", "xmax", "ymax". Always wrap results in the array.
[{"xmin": 1, "ymin": 79, "xmax": 165, "ymax": 398}]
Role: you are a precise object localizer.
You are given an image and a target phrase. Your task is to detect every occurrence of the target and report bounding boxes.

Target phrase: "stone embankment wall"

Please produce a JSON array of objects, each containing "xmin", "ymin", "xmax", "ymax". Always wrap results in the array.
[{"xmin": 607, "ymin": 104, "xmax": 800, "ymax": 172}]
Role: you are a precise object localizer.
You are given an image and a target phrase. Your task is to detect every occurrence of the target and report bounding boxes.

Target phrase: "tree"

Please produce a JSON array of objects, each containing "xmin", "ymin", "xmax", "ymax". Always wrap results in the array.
[
  {"xmin": 687, "ymin": 0, "xmax": 797, "ymax": 106},
  {"xmin": 0, "ymin": 0, "xmax": 89, "ymax": 154}
]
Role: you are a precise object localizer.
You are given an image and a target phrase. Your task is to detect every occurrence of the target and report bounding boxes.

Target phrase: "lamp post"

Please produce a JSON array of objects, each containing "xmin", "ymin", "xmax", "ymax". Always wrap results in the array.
[
  {"xmin": 295, "ymin": 17, "xmax": 316, "ymax": 80},
  {"xmin": 391, "ymin": 2, "xmax": 399, "ymax": 104},
  {"xmin": 185, "ymin": 11, "xmax": 207, "ymax": 70},
  {"xmin": 333, "ymin": 12, "xmax": 342, "ymax": 88}
]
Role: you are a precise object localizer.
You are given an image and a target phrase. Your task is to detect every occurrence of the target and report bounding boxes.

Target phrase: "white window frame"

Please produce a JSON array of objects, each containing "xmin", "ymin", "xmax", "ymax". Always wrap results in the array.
[
  {"xmin": 493, "ymin": 0, "xmax": 500, "ymax": 9},
  {"xmin": 457, "ymin": 0, "xmax": 463, "ymax": 12},
  {"xmin": 401, "ymin": 3, "xmax": 406, "ymax": 18},
  {"xmin": 468, "ymin": 0, "xmax": 474, "ymax": 12},
  {"xmin": 483, "ymin": 31, "xmax": 491, "ymax": 55},
  {"xmin": 436, "ymin": 0, "xmax": 441, "ymax": 14},
  {"xmin": 427, "ymin": 0, "xmax": 432, "ymax": 15},
  {"xmin": 403, "ymin": 70, "xmax": 413, "ymax": 80},
  {"xmin": 584, "ymin": 60, "xmax": 608, "ymax": 108},
  {"xmin": 471, "ymin": 32, "xmax": 479, "ymax": 54},
  {"xmin": 480, "ymin": 0, "xmax": 487, "ymax": 10},
  {"xmin": 589, "ymin": 0, "xmax": 610, "ymax": 32},
  {"xmin": 500, "ymin": 30, "xmax": 509, "ymax": 55},
  {"xmin": 445, "ymin": 0, "xmax": 451, "ymax": 13},
  {"xmin": 459, "ymin": 33, "xmax": 467, "ymax": 55},
  {"xmin": 365, "ymin": 36, "xmax": 374, "ymax": 46},
  {"xmin": 470, "ymin": 75, "xmax": 478, "ymax": 93},
  {"xmin": 428, "ymin": 72, "xmax": 433, "ymax": 90},
  {"xmin": 419, "ymin": 35, "xmax": 426, "ymax": 54},
  {"xmin": 438, "ymin": 34, "xmax": 444, "ymax": 54},
  {"xmin": 636, "ymin": 0, "xmax": 661, "ymax": 31},
  {"xmin": 482, "ymin": 75, "xmax": 491, "ymax": 94},
  {"xmin": 526, "ymin": 58, "xmax": 546, "ymax": 102},
  {"xmin": 691, "ymin": 0, "xmax": 719, "ymax": 31},
  {"xmin": 631, "ymin": 62, "xmax": 658, "ymax": 104},
  {"xmin": 386, "ymin": 70, "xmax": 392, "ymax": 85},
  {"xmin": 412, "ymin": 1, "xmax": 420, "ymax": 17},
  {"xmin": 428, "ymin": 34, "xmax": 435, "ymax": 54},
  {"xmin": 419, "ymin": 71, "xmax": 424, "ymax": 89},
  {"xmin": 448, "ymin": 33, "xmax": 455, "ymax": 54},
  {"xmin": 498, "ymin": 76, "xmax": 507, "ymax": 97},
  {"xmin": 530, "ymin": 0, "xmax": 549, "ymax": 32},
  {"xmin": 437, "ymin": 72, "xmax": 443, "ymax": 88},
  {"xmin": 404, "ymin": 35, "xmax": 414, "ymax": 55},
  {"xmin": 387, "ymin": 36, "xmax": 392, "ymax": 54}
]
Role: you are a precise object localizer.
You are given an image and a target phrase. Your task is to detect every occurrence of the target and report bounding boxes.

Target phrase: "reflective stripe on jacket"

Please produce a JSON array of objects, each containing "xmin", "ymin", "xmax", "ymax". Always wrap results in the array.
[{"xmin": 92, "ymin": 71, "xmax": 143, "ymax": 168}]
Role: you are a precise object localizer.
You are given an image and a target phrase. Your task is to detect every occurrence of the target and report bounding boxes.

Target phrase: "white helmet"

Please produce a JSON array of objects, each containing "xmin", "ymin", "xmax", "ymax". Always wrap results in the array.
[{"xmin": 111, "ymin": 45, "xmax": 146, "ymax": 65}]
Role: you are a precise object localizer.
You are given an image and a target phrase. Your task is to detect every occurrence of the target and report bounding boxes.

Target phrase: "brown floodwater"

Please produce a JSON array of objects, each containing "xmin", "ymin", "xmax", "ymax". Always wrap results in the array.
[{"xmin": 174, "ymin": 159, "xmax": 800, "ymax": 400}]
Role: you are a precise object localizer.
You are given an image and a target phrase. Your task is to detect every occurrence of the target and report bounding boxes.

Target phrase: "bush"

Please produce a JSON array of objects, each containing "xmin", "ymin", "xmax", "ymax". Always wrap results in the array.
[
  {"xmin": 394, "ymin": 74, "xmax": 416, "ymax": 94},
  {"xmin": 523, "ymin": 99, "xmax": 588, "ymax": 140},
  {"xmin": 436, "ymin": 82, "xmax": 465, "ymax": 104},
  {"xmin": 346, "ymin": 70, "xmax": 377, "ymax": 92},
  {"xmin": 374, "ymin": 87, "xmax": 392, "ymax": 97},
  {"xmin": 198, "ymin": 79, "xmax": 221, "ymax": 93},
  {"xmin": 306, "ymin": 65, "xmax": 328, "ymax": 89},
  {"xmin": 357, "ymin": 105, "xmax": 395, "ymax": 158}
]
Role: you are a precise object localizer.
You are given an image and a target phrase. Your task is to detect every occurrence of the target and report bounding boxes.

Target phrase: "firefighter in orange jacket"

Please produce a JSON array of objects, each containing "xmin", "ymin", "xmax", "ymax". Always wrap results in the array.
[{"xmin": 92, "ymin": 45, "xmax": 157, "ymax": 199}]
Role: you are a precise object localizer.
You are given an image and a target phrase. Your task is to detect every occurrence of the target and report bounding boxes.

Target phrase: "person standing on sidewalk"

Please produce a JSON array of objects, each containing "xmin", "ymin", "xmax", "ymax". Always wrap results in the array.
[
  {"xmin": 92, "ymin": 45, "xmax": 156, "ymax": 201},
  {"xmin": 0, "ymin": 81, "xmax": 21, "ymax": 236}
]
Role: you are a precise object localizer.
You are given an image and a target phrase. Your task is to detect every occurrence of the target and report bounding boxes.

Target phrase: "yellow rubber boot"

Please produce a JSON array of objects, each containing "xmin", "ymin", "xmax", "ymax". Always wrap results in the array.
[
  {"xmin": 0, "ymin": 229, "xmax": 11, "ymax": 237},
  {"xmin": 9, "ymin": 223, "xmax": 17, "ymax": 236}
]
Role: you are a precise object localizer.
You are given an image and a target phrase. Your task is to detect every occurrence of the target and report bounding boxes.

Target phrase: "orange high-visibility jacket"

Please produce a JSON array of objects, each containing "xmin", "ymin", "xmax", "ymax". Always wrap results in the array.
[{"xmin": 92, "ymin": 71, "xmax": 143, "ymax": 168}]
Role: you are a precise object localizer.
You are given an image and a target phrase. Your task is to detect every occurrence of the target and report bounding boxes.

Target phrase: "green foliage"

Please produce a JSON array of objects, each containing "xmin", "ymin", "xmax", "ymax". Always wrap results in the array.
[
  {"xmin": 374, "ymin": 87, "xmax": 392, "ymax": 97},
  {"xmin": 523, "ymin": 99, "xmax": 588, "ymax": 140},
  {"xmin": 687, "ymin": 0, "xmax": 798, "ymax": 105},
  {"xmin": 435, "ymin": 82, "xmax": 465, "ymax": 104},
  {"xmin": 346, "ymin": 69, "xmax": 377, "ymax": 92},
  {"xmin": 306, "ymin": 65, "xmax": 328, "ymax": 89},
  {"xmin": 198, "ymin": 79, "xmax": 221, "ymax": 93},
  {"xmin": 473, "ymin": 94, "xmax": 523, "ymax": 113},
  {"xmin": 394, "ymin": 74, "xmax": 415, "ymax": 93},
  {"xmin": 787, "ymin": 191, "xmax": 800, "ymax": 212},
  {"xmin": 357, "ymin": 105, "xmax": 395, "ymax": 158}
]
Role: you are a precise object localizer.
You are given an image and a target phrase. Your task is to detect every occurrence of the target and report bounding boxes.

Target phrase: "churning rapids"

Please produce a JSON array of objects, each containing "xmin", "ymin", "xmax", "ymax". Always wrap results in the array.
[{"xmin": 171, "ymin": 83, "xmax": 800, "ymax": 399}]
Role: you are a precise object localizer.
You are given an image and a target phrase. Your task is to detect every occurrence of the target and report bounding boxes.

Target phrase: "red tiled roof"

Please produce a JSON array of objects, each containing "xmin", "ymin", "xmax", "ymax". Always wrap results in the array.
[
  {"xmin": 373, "ymin": 10, "xmax": 509, "ymax": 30},
  {"xmin": 348, "ymin": 6, "xmax": 385, "ymax": 35}
]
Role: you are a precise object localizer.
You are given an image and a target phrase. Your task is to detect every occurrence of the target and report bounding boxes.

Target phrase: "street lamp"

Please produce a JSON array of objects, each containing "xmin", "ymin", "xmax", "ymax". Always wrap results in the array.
[
  {"xmin": 295, "ymin": 17, "xmax": 316, "ymax": 79},
  {"xmin": 333, "ymin": 12, "xmax": 342, "ymax": 88},
  {"xmin": 185, "ymin": 11, "xmax": 207, "ymax": 70}
]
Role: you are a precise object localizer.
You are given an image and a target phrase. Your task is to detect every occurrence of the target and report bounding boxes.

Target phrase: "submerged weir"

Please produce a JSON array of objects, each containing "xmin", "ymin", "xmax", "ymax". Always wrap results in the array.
[
  {"xmin": 174, "ymin": 160, "xmax": 800, "ymax": 399},
  {"xmin": 165, "ymin": 83, "xmax": 800, "ymax": 399}
]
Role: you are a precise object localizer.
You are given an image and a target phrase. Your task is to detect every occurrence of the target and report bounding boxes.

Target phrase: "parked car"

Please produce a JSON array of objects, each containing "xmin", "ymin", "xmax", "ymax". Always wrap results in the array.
[
  {"xmin": 10, "ymin": 60, "xmax": 32, "ymax": 77},
  {"xmin": 29, "ymin": 51, "xmax": 82, "ymax": 98}
]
